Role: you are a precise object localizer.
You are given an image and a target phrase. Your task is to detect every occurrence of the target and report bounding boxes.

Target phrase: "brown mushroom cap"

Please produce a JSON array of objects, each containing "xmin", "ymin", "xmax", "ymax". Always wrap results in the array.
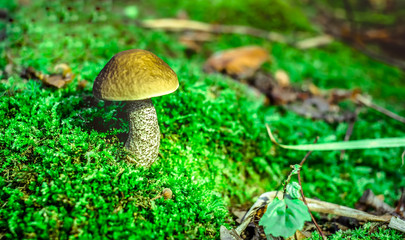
[{"xmin": 93, "ymin": 49, "xmax": 179, "ymax": 101}]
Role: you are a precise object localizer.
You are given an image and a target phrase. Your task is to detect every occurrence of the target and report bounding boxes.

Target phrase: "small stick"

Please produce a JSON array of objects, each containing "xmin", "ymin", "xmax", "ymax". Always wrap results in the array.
[
  {"xmin": 340, "ymin": 116, "xmax": 356, "ymax": 160},
  {"xmin": 141, "ymin": 18, "xmax": 334, "ymax": 50},
  {"xmin": 356, "ymin": 94, "xmax": 405, "ymax": 124},
  {"xmin": 297, "ymin": 137, "xmax": 326, "ymax": 239},
  {"xmin": 237, "ymin": 190, "xmax": 390, "ymax": 236},
  {"xmin": 295, "ymin": 35, "xmax": 334, "ymax": 49},
  {"xmin": 141, "ymin": 18, "xmax": 287, "ymax": 43},
  {"xmin": 306, "ymin": 197, "xmax": 391, "ymax": 222},
  {"xmin": 395, "ymin": 188, "xmax": 405, "ymax": 217},
  {"xmin": 388, "ymin": 217, "xmax": 405, "ymax": 233},
  {"xmin": 357, "ymin": 189, "xmax": 396, "ymax": 214}
]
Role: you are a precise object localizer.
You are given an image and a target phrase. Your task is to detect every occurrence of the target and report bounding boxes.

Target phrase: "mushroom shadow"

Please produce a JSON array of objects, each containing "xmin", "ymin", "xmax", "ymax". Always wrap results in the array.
[{"xmin": 60, "ymin": 93, "xmax": 129, "ymax": 144}]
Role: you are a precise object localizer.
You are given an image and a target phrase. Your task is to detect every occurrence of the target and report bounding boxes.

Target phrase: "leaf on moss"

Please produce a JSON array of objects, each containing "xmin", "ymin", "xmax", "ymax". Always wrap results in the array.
[
  {"xmin": 203, "ymin": 46, "xmax": 269, "ymax": 79},
  {"xmin": 259, "ymin": 197, "xmax": 311, "ymax": 239},
  {"xmin": 22, "ymin": 64, "xmax": 75, "ymax": 88}
]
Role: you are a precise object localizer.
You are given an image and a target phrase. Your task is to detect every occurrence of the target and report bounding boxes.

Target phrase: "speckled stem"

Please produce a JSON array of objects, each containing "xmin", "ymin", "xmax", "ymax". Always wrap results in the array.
[{"xmin": 125, "ymin": 99, "xmax": 160, "ymax": 167}]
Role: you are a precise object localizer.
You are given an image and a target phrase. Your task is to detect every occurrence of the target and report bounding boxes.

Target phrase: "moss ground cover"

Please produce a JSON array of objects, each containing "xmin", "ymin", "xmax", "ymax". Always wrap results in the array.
[{"xmin": 1, "ymin": 0, "xmax": 405, "ymax": 239}]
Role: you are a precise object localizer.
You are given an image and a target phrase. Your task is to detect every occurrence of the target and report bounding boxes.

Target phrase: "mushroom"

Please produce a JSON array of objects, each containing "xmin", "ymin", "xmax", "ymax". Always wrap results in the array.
[{"xmin": 93, "ymin": 49, "xmax": 179, "ymax": 167}]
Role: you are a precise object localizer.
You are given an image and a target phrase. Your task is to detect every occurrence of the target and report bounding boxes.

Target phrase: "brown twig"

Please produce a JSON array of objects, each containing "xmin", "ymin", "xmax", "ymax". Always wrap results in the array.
[
  {"xmin": 357, "ymin": 189, "xmax": 396, "ymax": 214},
  {"xmin": 306, "ymin": 198, "xmax": 391, "ymax": 222},
  {"xmin": 395, "ymin": 188, "xmax": 405, "ymax": 217},
  {"xmin": 233, "ymin": 190, "xmax": 391, "ymax": 239},
  {"xmin": 356, "ymin": 94, "xmax": 405, "ymax": 124},
  {"xmin": 140, "ymin": 18, "xmax": 335, "ymax": 49},
  {"xmin": 388, "ymin": 217, "xmax": 405, "ymax": 233},
  {"xmin": 294, "ymin": 34, "xmax": 334, "ymax": 49},
  {"xmin": 340, "ymin": 115, "xmax": 357, "ymax": 160},
  {"xmin": 140, "ymin": 18, "xmax": 287, "ymax": 43},
  {"xmin": 282, "ymin": 166, "xmax": 296, "ymax": 194},
  {"xmin": 296, "ymin": 137, "xmax": 326, "ymax": 239}
]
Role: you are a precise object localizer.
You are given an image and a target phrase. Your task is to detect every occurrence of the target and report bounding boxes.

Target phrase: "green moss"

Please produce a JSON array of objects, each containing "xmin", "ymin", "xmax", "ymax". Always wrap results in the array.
[
  {"xmin": 1, "ymin": 0, "xmax": 405, "ymax": 239},
  {"xmin": 311, "ymin": 223, "xmax": 404, "ymax": 240}
]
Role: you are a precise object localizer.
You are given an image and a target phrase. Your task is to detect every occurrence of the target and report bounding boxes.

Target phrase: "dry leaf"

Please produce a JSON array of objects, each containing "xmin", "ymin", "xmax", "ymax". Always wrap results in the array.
[
  {"xmin": 252, "ymin": 72, "xmax": 297, "ymax": 105},
  {"xmin": 231, "ymin": 209, "xmax": 247, "ymax": 224},
  {"xmin": 307, "ymin": 83, "xmax": 321, "ymax": 96},
  {"xmin": 203, "ymin": 45, "xmax": 269, "ymax": 79},
  {"xmin": 274, "ymin": 69, "xmax": 290, "ymax": 88},
  {"xmin": 288, "ymin": 97, "xmax": 356, "ymax": 122},
  {"xmin": 22, "ymin": 64, "xmax": 75, "ymax": 88},
  {"xmin": 42, "ymin": 63, "xmax": 74, "ymax": 88},
  {"xmin": 286, "ymin": 230, "xmax": 310, "ymax": 240},
  {"xmin": 43, "ymin": 75, "xmax": 68, "ymax": 88},
  {"xmin": 5, "ymin": 64, "xmax": 14, "ymax": 76},
  {"xmin": 78, "ymin": 80, "xmax": 89, "ymax": 89},
  {"xmin": 271, "ymin": 86, "xmax": 298, "ymax": 104},
  {"xmin": 328, "ymin": 88, "xmax": 361, "ymax": 105},
  {"xmin": 54, "ymin": 63, "xmax": 72, "ymax": 76}
]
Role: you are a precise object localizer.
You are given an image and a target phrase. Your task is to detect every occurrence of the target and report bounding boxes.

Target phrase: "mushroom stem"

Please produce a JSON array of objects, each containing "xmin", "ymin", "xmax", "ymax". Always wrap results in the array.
[{"xmin": 125, "ymin": 98, "xmax": 160, "ymax": 167}]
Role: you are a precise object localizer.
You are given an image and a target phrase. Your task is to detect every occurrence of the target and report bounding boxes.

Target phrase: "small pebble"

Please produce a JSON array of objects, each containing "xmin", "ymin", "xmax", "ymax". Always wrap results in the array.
[{"xmin": 162, "ymin": 188, "xmax": 173, "ymax": 200}]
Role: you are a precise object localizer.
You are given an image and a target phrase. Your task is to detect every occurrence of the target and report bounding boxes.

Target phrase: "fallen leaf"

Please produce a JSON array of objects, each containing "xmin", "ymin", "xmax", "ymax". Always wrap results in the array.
[
  {"xmin": 77, "ymin": 80, "xmax": 89, "ymax": 89},
  {"xmin": 5, "ymin": 64, "xmax": 14, "ymax": 76},
  {"xmin": 287, "ymin": 97, "xmax": 356, "ymax": 122},
  {"xmin": 42, "ymin": 69, "xmax": 74, "ymax": 88},
  {"xmin": 376, "ymin": 194, "xmax": 385, "ymax": 202},
  {"xmin": 43, "ymin": 75, "xmax": 68, "ymax": 88},
  {"xmin": 328, "ymin": 88, "xmax": 361, "ymax": 105},
  {"xmin": 203, "ymin": 45, "xmax": 269, "ymax": 79},
  {"xmin": 231, "ymin": 209, "xmax": 247, "ymax": 224},
  {"xmin": 54, "ymin": 63, "xmax": 72, "ymax": 76},
  {"xmin": 307, "ymin": 83, "xmax": 322, "ymax": 96},
  {"xmin": 22, "ymin": 64, "xmax": 75, "ymax": 88},
  {"xmin": 252, "ymin": 72, "xmax": 297, "ymax": 105},
  {"xmin": 286, "ymin": 230, "xmax": 311, "ymax": 240},
  {"xmin": 274, "ymin": 69, "xmax": 290, "ymax": 88},
  {"xmin": 271, "ymin": 86, "xmax": 298, "ymax": 105}
]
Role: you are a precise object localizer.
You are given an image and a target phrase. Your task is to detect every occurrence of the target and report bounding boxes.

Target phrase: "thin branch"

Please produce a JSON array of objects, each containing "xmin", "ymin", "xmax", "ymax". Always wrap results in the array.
[
  {"xmin": 388, "ymin": 217, "xmax": 405, "ymax": 233},
  {"xmin": 141, "ymin": 18, "xmax": 334, "ymax": 50},
  {"xmin": 295, "ymin": 34, "xmax": 334, "ymax": 49},
  {"xmin": 356, "ymin": 94, "xmax": 405, "ymax": 124},
  {"xmin": 340, "ymin": 115, "xmax": 356, "ymax": 160},
  {"xmin": 238, "ymin": 190, "xmax": 390, "ymax": 235},
  {"xmin": 140, "ymin": 18, "xmax": 287, "ymax": 43},
  {"xmin": 395, "ymin": 188, "xmax": 405, "ymax": 217},
  {"xmin": 297, "ymin": 137, "xmax": 326, "ymax": 239},
  {"xmin": 358, "ymin": 189, "xmax": 396, "ymax": 214}
]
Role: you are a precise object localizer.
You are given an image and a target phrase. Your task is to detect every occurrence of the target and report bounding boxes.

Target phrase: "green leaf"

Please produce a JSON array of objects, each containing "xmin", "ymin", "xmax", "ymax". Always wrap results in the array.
[
  {"xmin": 266, "ymin": 124, "xmax": 405, "ymax": 151},
  {"xmin": 286, "ymin": 182, "xmax": 301, "ymax": 199},
  {"xmin": 259, "ymin": 198, "xmax": 311, "ymax": 239},
  {"xmin": 291, "ymin": 164, "xmax": 301, "ymax": 174}
]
